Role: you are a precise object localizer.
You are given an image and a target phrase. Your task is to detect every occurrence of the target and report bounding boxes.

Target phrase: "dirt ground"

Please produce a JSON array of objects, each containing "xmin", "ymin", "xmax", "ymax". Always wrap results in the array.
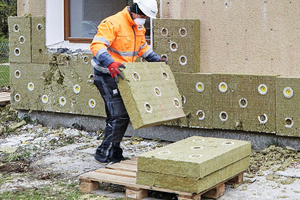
[{"xmin": 0, "ymin": 104, "xmax": 300, "ymax": 200}]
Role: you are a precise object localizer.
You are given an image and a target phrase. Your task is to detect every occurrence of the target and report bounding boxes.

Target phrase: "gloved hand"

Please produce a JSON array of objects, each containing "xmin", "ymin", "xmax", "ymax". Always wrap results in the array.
[
  {"xmin": 157, "ymin": 58, "xmax": 168, "ymax": 64},
  {"xmin": 108, "ymin": 62, "xmax": 125, "ymax": 83}
]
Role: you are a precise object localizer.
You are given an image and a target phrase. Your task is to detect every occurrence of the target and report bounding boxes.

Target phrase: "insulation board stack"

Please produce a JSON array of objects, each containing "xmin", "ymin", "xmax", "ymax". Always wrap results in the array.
[
  {"xmin": 118, "ymin": 62, "xmax": 185, "ymax": 129},
  {"xmin": 153, "ymin": 19, "xmax": 200, "ymax": 73},
  {"xmin": 136, "ymin": 136, "xmax": 251, "ymax": 193},
  {"xmin": 8, "ymin": 16, "xmax": 32, "ymax": 63},
  {"xmin": 276, "ymin": 77, "xmax": 300, "ymax": 137},
  {"xmin": 172, "ymin": 72, "xmax": 213, "ymax": 129}
]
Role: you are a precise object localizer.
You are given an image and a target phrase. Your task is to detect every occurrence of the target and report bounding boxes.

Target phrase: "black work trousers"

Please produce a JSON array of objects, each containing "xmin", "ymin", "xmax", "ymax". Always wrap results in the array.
[{"xmin": 94, "ymin": 74, "xmax": 130, "ymax": 163}]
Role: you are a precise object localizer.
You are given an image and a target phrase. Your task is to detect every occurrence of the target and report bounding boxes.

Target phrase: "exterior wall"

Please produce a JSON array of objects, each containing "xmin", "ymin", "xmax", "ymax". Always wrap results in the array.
[
  {"xmin": 161, "ymin": 0, "xmax": 300, "ymax": 77},
  {"xmin": 18, "ymin": 0, "xmax": 46, "ymax": 16}
]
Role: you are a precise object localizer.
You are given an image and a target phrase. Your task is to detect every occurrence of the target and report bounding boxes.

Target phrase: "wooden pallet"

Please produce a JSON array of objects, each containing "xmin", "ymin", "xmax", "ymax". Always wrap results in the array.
[
  {"xmin": 0, "ymin": 92, "xmax": 10, "ymax": 106},
  {"xmin": 79, "ymin": 159, "xmax": 244, "ymax": 200}
]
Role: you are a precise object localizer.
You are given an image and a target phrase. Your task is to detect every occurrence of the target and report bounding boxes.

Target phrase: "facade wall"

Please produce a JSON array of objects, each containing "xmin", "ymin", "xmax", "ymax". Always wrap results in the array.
[
  {"xmin": 18, "ymin": 0, "xmax": 46, "ymax": 16},
  {"xmin": 161, "ymin": 0, "xmax": 300, "ymax": 77}
]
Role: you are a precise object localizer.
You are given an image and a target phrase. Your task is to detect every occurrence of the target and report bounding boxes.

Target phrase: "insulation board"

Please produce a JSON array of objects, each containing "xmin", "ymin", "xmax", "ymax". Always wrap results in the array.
[
  {"xmin": 137, "ymin": 136, "xmax": 251, "ymax": 178},
  {"xmin": 136, "ymin": 136, "xmax": 250, "ymax": 193},
  {"xmin": 276, "ymin": 77, "xmax": 300, "ymax": 137},
  {"xmin": 10, "ymin": 63, "xmax": 106, "ymax": 117},
  {"xmin": 137, "ymin": 156, "xmax": 249, "ymax": 193},
  {"xmin": 212, "ymin": 73, "xmax": 276, "ymax": 133},
  {"xmin": 118, "ymin": 62, "xmax": 185, "ymax": 129},
  {"xmin": 236, "ymin": 74, "xmax": 277, "ymax": 133},
  {"xmin": 153, "ymin": 19, "xmax": 200, "ymax": 73},
  {"xmin": 8, "ymin": 16, "xmax": 32, "ymax": 63},
  {"xmin": 171, "ymin": 72, "xmax": 212, "ymax": 129},
  {"xmin": 31, "ymin": 16, "xmax": 49, "ymax": 63}
]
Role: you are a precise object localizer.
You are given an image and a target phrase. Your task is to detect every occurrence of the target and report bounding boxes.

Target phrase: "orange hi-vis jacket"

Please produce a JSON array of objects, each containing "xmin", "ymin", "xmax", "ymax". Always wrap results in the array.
[{"xmin": 90, "ymin": 7, "xmax": 152, "ymax": 65}]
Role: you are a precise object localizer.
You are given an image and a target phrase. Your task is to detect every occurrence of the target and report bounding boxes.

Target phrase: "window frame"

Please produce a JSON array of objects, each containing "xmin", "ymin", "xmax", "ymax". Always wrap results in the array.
[
  {"xmin": 64, "ymin": 0, "xmax": 93, "ymax": 43},
  {"xmin": 63, "ymin": 0, "xmax": 152, "ymax": 45}
]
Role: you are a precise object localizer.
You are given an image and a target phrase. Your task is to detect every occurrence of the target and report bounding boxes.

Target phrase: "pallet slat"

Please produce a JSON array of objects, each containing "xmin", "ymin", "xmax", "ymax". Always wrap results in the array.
[
  {"xmin": 106, "ymin": 162, "xmax": 137, "ymax": 172},
  {"xmin": 95, "ymin": 168, "xmax": 136, "ymax": 178},
  {"xmin": 0, "ymin": 92, "xmax": 10, "ymax": 105}
]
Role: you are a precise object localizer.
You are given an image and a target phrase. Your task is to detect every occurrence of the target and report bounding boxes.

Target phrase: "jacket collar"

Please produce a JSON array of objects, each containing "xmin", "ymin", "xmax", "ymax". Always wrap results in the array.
[{"xmin": 125, "ymin": 6, "xmax": 135, "ymax": 26}]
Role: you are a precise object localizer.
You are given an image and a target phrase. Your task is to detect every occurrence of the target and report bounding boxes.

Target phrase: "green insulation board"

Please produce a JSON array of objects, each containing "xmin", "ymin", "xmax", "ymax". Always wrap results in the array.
[
  {"xmin": 136, "ymin": 156, "xmax": 249, "ymax": 193},
  {"xmin": 212, "ymin": 74, "xmax": 239, "ymax": 130},
  {"xmin": 236, "ymin": 74, "xmax": 277, "ymax": 133},
  {"xmin": 10, "ymin": 63, "xmax": 106, "ymax": 117},
  {"xmin": 153, "ymin": 19, "xmax": 200, "ymax": 73},
  {"xmin": 118, "ymin": 62, "xmax": 186, "ymax": 129},
  {"xmin": 31, "ymin": 16, "xmax": 49, "ymax": 63},
  {"xmin": 10, "ymin": 63, "xmax": 48, "ymax": 111},
  {"xmin": 212, "ymin": 74, "xmax": 276, "ymax": 133},
  {"xmin": 276, "ymin": 77, "xmax": 300, "ymax": 137},
  {"xmin": 8, "ymin": 16, "xmax": 32, "ymax": 63},
  {"xmin": 170, "ymin": 72, "xmax": 212, "ymax": 129},
  {"xmin": 137, "ymin": 136, "xmax": 251, "ymax": 178}
]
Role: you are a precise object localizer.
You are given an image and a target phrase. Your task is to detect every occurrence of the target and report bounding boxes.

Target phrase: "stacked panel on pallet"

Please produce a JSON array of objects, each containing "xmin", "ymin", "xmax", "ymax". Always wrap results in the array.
[
  {"xmin": 276, "ymin": 77, "xmax": 300, "ymax": 137},
  {"xmin": 172, "ymin": 72, "xmax": 212, "ymax": 129},
  {"xmin": 153, "ymin": 19, "xmax": 200, "ymax": 73},
  {"xmin": 136, "ymin": 136, "xmax": 251, "ymax": 193},
  {"xmin": 118, "ymin": 62, "xmax": 185, "ymax": 129},
  {"xmin": 212, "ymin": 74, "xmax": 276, "ymax": 133},
  {"xmin": 8, "ymin": 16, "xmax": 32, "ymax": 63}
]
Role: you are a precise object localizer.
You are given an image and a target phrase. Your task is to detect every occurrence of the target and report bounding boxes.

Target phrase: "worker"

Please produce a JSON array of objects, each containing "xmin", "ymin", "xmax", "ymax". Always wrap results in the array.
[{"xmin": 90, "ymin": 0, "xmax": 165, "ymax": 165}]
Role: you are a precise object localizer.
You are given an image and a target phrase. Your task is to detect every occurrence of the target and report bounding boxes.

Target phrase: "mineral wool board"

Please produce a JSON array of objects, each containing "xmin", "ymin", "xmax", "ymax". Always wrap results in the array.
[
  {"xmin": 236, "ymin": 74, "xmax": 277, "ymax": 133},
  {"xmin": 153, "ymin": 19, "xmax": 200, "ymax": 73},
  {"xmin": 118, "ymin": 62, "xmax": 186, "ymax": 129},
  {"xmin": 10, "ymin": 63, "xmax": 106, "ymax": 117},
  {"xmin": 212, "ymin": 73, "xmax": 239, "ymax": 130},
  {"xmin": 137, "ymin": 136, "xmax": 251, "ymax": 178},
  {"xmin": 10, "ymin": 63, "xmax": 48, "ymax": 111},
  {"xmin": 37, "ymin": 63, "xmax": 105, "ymax": 117},
  {"xmin": 172, "ymin": 72, "xmax": 212, "ymax": 129},
  {"xmin": 137, "ymin": 156, "xmax": 249, "ymax": 193},
  {"xmin": 31, "ymin": 16, "xmax": 49, "ymax": 64},
  {"xmin": 212, "ymin": 73, "xmax": 276, "ymax": 133},
  {"xmin": 8, "ymin": 16, "xmax": 32, "ymax": 63},
  {"xmin": 276, "ymin": 77, "xmax": 300, "ymax": 137}
]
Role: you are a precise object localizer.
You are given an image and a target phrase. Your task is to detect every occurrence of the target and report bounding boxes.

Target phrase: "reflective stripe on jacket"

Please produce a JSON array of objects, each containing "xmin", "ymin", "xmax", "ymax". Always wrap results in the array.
[{"xmin": 90, "ymin": 7, "xmax": 152, "ymax": 65}]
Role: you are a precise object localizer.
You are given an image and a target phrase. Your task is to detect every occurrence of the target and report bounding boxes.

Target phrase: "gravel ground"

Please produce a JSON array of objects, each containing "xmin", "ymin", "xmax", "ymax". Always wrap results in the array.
[{"xmin": 0, "ymin": 105, "xmax": 300, "ymax": 200}]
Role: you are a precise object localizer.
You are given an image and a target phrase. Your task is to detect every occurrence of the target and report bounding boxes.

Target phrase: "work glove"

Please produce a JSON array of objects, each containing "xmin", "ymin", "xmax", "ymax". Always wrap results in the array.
[
  {"xmin": 108, "ymin": 62, "xmax": 125, "ymax": 83},
  {"xmin": 157, "ymin": 58, "xmax": 168, "ymax": 64}
]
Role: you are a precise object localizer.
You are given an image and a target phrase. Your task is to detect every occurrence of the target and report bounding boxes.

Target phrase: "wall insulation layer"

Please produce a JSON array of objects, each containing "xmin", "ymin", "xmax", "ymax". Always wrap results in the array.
[{"xmin": 276, "ymin": 77, "xmax": 300, "ymax": 137}]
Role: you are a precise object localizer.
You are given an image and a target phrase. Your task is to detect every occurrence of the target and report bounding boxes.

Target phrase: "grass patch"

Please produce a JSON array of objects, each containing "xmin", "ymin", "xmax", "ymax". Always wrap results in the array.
[
  {"xmin": 0, "ymin": 65, "xmax": 9, "ymax": 87},
  {"xmin": 0, "ymin": 182, "xmax": 92, "ymax": 200}
]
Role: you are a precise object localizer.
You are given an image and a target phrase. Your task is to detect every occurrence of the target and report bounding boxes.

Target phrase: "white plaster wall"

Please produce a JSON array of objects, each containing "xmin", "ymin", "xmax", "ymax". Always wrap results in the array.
[{"xmin": 46, "ymin": 0, "xmax": 64, "ymax": 46}]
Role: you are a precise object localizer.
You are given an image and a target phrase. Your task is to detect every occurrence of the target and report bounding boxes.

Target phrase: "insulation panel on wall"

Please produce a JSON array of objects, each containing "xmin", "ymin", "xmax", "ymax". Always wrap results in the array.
[
  {"xmin": 153, "ymin": 19, "xmax": 200, "ymax": 73},
  {"xmin": 8, "ymin": 17, "xmax": 32, "ymax": 63},
  {"xmin": 10, "ymin": 63, "xmax": 106, "ymax": 117},
  {"xmin": 276, "ymin": 77, "xmax": 300, "ymax": 137},
  {"xmin": 172, "ymin": 72, "xmax": 212, "ymax": 129},
  {"xmin": 31, "ymin": 16, "xmax": 49, "ymax": 63}
]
